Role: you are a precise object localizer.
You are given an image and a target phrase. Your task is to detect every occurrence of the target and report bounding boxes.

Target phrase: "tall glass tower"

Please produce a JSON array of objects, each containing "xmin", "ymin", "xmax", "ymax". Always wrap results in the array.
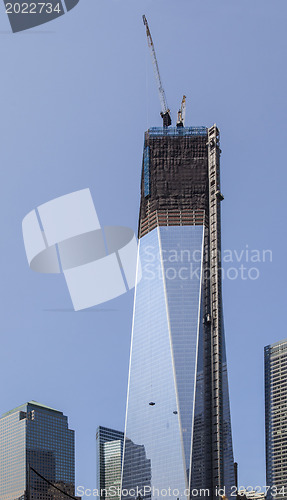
[
  {"xmin": 96, "ymin": 426, "xmax": 124, "ymax": 500},
  {"xmin": 265, "ymin": 339, "xmax": 287, "ymax": 500},
  {"xmin": 0, "ymin": 401, "xmax": 75, "ymax": 500},
  {"xmin": 121, "ymin": 126, "xmax": 234, "ymax": 500}
]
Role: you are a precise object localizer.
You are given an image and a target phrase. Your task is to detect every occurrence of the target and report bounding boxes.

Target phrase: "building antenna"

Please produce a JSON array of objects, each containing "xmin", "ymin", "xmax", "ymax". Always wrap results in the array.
[{"xmin": 142, "ymin": 15, "xmax": 172, "ymax": 127}]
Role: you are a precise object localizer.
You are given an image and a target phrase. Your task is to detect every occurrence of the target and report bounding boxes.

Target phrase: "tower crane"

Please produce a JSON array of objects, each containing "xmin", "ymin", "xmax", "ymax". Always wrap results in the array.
[
  {"xmin": 142, "ymin": 15, "xmax": 172, "ymax": 127},
  {"xmin": 176, "ymin": 95, "xmax": 186, "ymax": 127}
]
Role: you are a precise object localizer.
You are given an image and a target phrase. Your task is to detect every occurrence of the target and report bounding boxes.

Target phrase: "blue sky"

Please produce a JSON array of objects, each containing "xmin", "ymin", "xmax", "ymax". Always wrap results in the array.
[{"xmin": 0, "ymin": 0, "xmax": 286, "ymax": 492}]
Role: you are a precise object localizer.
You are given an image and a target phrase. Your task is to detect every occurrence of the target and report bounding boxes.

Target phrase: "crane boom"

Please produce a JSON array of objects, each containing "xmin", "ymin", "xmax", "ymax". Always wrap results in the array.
[
  {"xmin": 143, "ymin": 15, "xmax": 172, "ymax": 127},
  {"xmin": 181, "ymin": 95, "xmax": 186, "ymax": 125},
  {"xmin": 177, "ymin": 95, "xmax": 186, "ymax": 127}
]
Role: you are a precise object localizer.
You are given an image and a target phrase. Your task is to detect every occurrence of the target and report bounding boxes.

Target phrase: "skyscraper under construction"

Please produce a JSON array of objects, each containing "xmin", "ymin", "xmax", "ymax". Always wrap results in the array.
[{"xmin": 121, "ymin": 124, "xmax": 235, "ymax": 499}]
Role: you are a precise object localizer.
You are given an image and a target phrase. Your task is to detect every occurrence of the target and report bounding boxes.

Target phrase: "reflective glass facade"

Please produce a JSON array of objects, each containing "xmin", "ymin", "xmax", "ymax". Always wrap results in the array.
[
  {"xmin": 103, "ymin": 440, "xmax": 123, "ymax": 500},
  {"xmin": 96, "ymin": 427, "xmax": 124, "ymax": 500},
  {"xmin": 122, "ymin": 127, "xmax": 234, "ymax": 500},
  {"xmin": 0, "ymin": 409, "xmax": 26, "ymax": 500},
  {"xmin": 122, "ymin": 226, "xmax": 204, "ymax": 499},
  {"xmin": 265, "ymin": 339, "xmax": 287, "ymax": 500},
  {"xmin": 0, "ymin": 401, "xmax": 75, "ymax": 500}
]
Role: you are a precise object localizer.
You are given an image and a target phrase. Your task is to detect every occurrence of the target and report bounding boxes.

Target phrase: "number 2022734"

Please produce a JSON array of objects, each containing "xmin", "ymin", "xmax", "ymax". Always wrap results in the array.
[{"xmin": 5, "ymin": 3, "xmax": 62, "ymax": 14}]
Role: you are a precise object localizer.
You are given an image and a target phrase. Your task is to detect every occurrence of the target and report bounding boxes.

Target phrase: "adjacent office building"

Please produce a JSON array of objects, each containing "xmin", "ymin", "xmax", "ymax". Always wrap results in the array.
[
  {"xmin": 265, "ymin": 339, "xmax": 287, "ymax": 500},
  {"xmin": 96, "ymin": 426, "xmax": 124, "ymax": 500},
  {"xmin": 237, "ymin": 493, "xmax": 266, "ymax": 500},
  {"xmin": 243, "ymin": 493, "xmax": 266, "ymax": 500},
  {"xmin": 0, "ymin": 401, "xmax": 75, "ymax": 500},
  {"xmin": 121, "ymin": 125, "xmax": 235, "ymax": 500}
]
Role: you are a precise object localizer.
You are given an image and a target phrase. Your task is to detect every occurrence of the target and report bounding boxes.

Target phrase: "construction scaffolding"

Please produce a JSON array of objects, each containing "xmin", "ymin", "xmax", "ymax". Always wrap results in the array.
[{"xmin": 139, "ymin": 127, "xmax": 209, "ymax": 238}]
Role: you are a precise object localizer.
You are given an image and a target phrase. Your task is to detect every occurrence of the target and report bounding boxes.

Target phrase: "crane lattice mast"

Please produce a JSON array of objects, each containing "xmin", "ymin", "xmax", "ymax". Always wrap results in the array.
[
  {"xmin": 142, "ymin": 15, "xmax": 172, "ymax": 127},
  {"xmin": 177, "ymin": 95, "xmax": 186, "ymax": 127}
]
